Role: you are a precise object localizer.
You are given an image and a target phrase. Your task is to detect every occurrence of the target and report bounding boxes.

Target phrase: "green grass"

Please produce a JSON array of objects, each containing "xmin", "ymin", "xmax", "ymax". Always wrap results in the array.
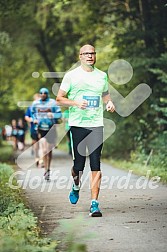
[
  {"xmin": 103, "ymin": 158, "xmax": 167, "ymax": 183},
  {"xmin": 0, "ymin": 163, "xmax": 58, "ymax": 252},
  {"xmin": 0, "ymin": 141, "xmax": 14, "ymax": 163}
]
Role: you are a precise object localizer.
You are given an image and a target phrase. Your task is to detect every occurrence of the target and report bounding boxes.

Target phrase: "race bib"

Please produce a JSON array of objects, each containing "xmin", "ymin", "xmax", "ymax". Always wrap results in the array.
[
  {"xmin": 83, "ymin": 96, "xmax": 100, "ymax": 108},
  {"xmin": 38, "ymin": 118, "xmax": 53, "ymax": 130}
]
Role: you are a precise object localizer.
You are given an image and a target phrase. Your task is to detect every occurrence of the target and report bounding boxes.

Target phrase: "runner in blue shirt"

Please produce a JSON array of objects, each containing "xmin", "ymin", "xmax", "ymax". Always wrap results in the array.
[{"xmin": 31, "ymin": 87, "xmax": 62, "ymax": 181}]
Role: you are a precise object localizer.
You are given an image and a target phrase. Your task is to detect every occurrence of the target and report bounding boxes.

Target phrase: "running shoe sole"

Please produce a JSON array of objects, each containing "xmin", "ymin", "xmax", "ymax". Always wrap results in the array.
[{"xmin": 89, "ymin": 211, "xmax": 102, "ymax": 217}]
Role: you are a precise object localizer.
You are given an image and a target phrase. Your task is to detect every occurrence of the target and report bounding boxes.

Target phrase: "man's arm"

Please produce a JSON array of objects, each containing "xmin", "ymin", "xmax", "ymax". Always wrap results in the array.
[
  {"xmin": 24, "ymin": 107, "xmax": 33, "ymax": 123},
  {"xmin": 51, "ymin": 100, "xmax": 62, "ymax": 119},
  {"xmin": 56, "ymin": 89, "xmax": 88, "ymax": 109},
  {"xmin": 31, "ymin": 102, "xmax": 38, "ymax": 124},
  {"xmin": 25, "ymin": 115, "xmax": 33, "ymax": 123}
]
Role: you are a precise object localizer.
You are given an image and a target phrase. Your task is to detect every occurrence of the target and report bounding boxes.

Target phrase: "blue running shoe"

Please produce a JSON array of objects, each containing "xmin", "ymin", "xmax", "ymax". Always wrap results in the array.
[
  {"xmin": 89, "ymin": 200, "xmax": 102, "ymax": 217},
  {"xmin": 69, "ymin": 185, "xmax": 79, "ymax": 204}
]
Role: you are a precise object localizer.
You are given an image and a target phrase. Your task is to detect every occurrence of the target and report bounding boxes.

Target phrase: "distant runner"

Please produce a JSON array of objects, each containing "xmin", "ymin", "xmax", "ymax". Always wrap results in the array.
[
  {"xmin": 25, "ymin": 93, "xmax": 41, "ymax": 167},
  {"xmin": 32, "ymin": 88, "xmax": 62, "ymax": 181}
]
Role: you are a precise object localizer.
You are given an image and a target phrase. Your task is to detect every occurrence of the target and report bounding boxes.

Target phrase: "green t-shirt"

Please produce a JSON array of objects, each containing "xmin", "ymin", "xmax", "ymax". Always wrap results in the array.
[
  {"xmin": 60, "ymin": 66, "xmax": 108, "ymax": 127},
  {"xmin": 63, "ymin": 109, "xmax": 70, "ymax": 131}
]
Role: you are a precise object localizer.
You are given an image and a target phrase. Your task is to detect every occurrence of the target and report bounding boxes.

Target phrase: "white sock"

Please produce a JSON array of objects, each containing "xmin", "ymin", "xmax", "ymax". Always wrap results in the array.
[
  {"xmin": 73, "ymin": 184, "xmax": 80, "ymax": 191},
  {"xmin": 91, "ymin": 199, "xmax": 98, "ymax": 204}
]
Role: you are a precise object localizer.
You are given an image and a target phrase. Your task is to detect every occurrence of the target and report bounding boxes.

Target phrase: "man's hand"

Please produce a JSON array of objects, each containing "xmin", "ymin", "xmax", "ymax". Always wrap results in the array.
[
  {"xmin": 33, "ymin": 119, "xmax": 38, "ymax": 124},
  {"xmin": 47, "ymin": 112, "xmax": 54, "ymax": 118},
  {"xmin": 106, "ymin": 101, "xmax": 115, "ymax": 112},
  {"xmin": 76, "ymin": 99, "xmax": 88, "ymax": 109}
]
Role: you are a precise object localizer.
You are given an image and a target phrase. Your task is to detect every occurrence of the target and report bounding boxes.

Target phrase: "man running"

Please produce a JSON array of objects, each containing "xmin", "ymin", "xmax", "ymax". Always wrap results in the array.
[
  {"xmin": 56, "ymin": 44, "xmax": 115, "ymax": 217},
  {"xmin": 31, "ymin": 87, "xmax": 62, "ymax": 181},
  {"xmin": 25, "ymin": 93, "xmax": 41, "ymax": 167}
]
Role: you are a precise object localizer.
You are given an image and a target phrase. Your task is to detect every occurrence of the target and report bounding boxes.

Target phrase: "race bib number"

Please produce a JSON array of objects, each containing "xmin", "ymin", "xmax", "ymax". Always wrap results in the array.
[{"xmin": 83, "ymin": 96, "xmax": 100, "ymax": 108}]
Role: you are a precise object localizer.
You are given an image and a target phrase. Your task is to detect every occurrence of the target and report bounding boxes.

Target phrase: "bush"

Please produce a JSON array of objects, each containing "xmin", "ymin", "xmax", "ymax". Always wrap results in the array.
[
  {"xmin": 0, "ymin": 141, "xmax": 14, "ymax": 163},
  {"xmin": 0, "ymin": 163, "xmax": 20, "ymax": 214},
  {"xmin": 0, "ymin": 163, "xmax": 57, "ymax": 252},
  {"xmin": 103, "ymin": 132, "xmax": 167, "ymax": 182}
]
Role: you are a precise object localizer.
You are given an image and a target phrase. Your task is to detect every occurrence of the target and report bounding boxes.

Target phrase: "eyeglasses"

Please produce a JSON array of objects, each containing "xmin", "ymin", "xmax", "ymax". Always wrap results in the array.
[
  {"xmin": 40, "ymin": 92, "xmax": 48, "ymax": 94},
  {"xmin": 80, "ymin": 52, "xmax": 96, "ymax": 56}
]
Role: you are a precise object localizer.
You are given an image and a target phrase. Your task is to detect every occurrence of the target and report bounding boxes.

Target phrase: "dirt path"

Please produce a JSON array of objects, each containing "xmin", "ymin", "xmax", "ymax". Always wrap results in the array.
[{"xmin": 15, "ymin": 147, "xmax": 167, "ymax": 252}]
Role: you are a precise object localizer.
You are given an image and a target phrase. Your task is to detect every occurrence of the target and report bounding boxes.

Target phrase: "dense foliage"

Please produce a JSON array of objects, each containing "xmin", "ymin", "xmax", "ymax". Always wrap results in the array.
[
  {"xmin": 0, "ymin": 141, "xmax": 14, "ymax": 162},
  {"xmin": 0, "ymin": 0, "xmax": 167, "ymax": 169}
]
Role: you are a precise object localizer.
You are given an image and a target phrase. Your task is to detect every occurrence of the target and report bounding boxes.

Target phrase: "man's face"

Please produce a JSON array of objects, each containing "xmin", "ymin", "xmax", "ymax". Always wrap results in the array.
[
  {"xmin": 79, "ymin": 45, "xmax": 96, "ymax": 67},
  {"xmin": 40, "ymin": 92, "xmax": 48, "ymax": 101}
]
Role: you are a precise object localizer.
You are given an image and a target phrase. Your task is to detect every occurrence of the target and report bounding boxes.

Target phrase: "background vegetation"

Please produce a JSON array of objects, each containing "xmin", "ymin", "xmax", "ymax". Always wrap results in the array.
[
  {"xmin": 0, "ymin": 163, "xmax": 58, "ymax": 252},
  {"xmin": 0, "ymin": 0, "xmax": 167, "ymax": 175},
  {"xmin": 0, "ymin": 141, "xmax": 14, "ymax": 162}
]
